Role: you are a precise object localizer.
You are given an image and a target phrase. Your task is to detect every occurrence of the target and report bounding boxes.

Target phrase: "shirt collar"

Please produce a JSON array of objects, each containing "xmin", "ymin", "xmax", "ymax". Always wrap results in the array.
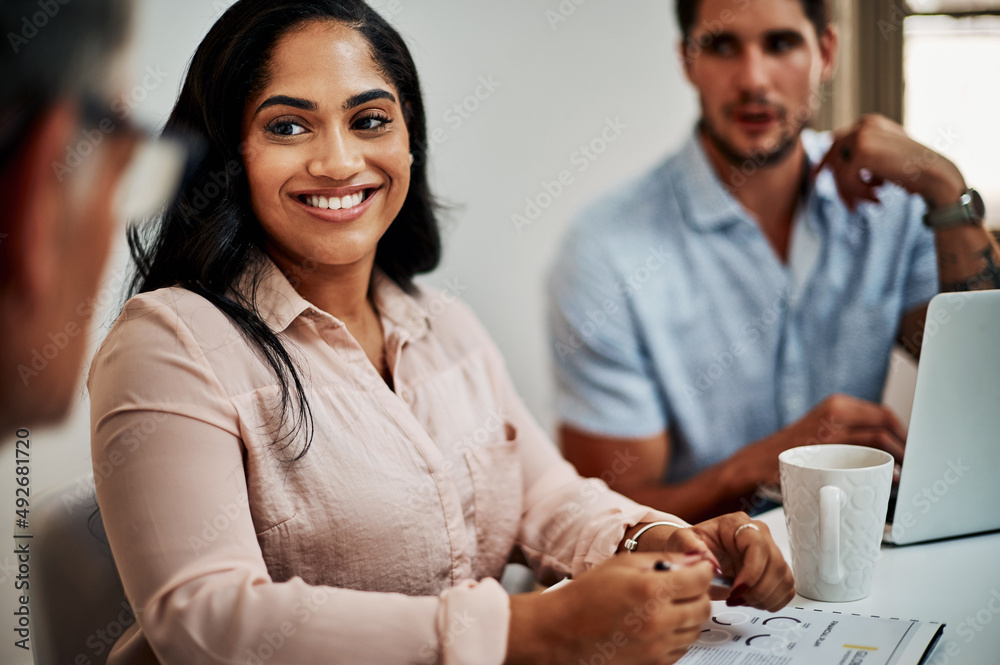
[
  {"xmin": 674, "ymin": 129, "xmax": 749, "ymax": 232},
  {"xmin": 245, "ymin": 252, "xmax": 431, "ymax": 340},
  {"xmin": 675, "ymin": 127, "xmax": 841, "ymax": 232},
  {"xmin": 369, "ymin": 269, "xmax": 431, "ymax": 341},
  {"xmin": 799, "ymin": 128, "xmax": 839, "ymax": 202}
]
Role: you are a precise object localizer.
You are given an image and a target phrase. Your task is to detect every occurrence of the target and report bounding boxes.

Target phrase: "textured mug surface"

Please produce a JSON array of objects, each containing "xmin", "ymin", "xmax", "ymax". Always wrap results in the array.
[{"xmin": 779, "ymin": 445, "xmax": 893, "ymax": 602}]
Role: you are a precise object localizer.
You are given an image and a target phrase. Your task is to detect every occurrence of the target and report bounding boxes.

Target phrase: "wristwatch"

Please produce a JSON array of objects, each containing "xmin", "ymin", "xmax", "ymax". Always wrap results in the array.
[{"xmin": 923, "ymin": 188, "xmax": 986, "ymax": 230}]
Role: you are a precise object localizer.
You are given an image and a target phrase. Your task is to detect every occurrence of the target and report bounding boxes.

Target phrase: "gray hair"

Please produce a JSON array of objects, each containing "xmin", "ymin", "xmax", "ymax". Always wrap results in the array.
[{"xmin": 1, "ymin": 0, "xmax": 133, "ymax": 112}]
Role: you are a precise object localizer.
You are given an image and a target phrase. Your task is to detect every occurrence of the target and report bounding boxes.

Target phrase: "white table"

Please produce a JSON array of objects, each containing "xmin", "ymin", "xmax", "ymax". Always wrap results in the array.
[{"xmin": 756, "ymin": 507, "xmax": 1000, "ymax": 665}]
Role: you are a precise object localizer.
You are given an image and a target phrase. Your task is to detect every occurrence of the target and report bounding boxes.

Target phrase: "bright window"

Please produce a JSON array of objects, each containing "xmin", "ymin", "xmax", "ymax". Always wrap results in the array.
[{"xmin": 903, "ymin": 10, "xmax": 1000, "ymax": 226}]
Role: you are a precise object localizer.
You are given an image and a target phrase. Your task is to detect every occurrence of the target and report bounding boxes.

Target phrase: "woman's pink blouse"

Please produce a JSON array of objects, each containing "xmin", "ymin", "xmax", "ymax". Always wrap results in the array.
[{"xmin": 88, "ymin": 260, "xmax": 684, "ymax": 664}]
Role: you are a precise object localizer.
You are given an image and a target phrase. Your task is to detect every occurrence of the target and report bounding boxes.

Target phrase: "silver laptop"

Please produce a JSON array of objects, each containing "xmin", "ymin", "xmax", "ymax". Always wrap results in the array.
[{"xmin": 884, "ymin": 290, "xmax": 1000, "ymax": 545}]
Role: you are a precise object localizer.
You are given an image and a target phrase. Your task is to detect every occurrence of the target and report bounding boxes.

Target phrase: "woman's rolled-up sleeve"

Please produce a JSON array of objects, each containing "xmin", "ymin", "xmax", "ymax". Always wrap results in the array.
[{"xmin": 89, "ymin": 294, "xmax": 510, "ymax": 665}]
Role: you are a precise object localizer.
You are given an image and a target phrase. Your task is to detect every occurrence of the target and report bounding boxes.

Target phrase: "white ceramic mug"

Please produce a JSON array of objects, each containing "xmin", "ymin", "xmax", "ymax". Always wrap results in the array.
[{"xmin": 779, "ymin": 444, "xmax": 893, "ymax": 602}]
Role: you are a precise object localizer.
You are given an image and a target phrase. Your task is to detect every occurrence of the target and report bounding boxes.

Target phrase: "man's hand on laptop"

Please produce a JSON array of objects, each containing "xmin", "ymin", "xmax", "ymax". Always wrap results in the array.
[
  {"xmin": 816, "ymin": 114, "xmax": 966, "ymax": 213},
  {"xmin": 726, "ymin": 394, "xmax": 906, "ymax": 491}
]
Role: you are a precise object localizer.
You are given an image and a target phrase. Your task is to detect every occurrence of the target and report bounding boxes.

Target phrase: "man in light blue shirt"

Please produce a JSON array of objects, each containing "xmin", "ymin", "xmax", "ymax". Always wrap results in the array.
[{"xmin": 549, "ymin": 0, "xmax": 998, "ymax": 521}]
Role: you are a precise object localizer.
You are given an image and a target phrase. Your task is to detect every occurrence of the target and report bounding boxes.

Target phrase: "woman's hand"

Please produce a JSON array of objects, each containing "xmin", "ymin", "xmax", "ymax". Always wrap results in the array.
[
  {"xmin": 677, "ymin": 514, "xmax": 794, "ymax": 611},
  {"xmin": 627, "ymin": 514, "xmax": 795, "ymax": 612},
  {"xmin": 506, "ymin": 552, "xmax": 713, "ymax": 665}
]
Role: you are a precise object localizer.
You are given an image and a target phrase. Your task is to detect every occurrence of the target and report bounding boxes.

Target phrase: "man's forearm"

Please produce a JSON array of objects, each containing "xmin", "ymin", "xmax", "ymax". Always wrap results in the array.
[
  {"xmin": 917, "ymin": 156, "xmax": 998, "ymax": 292},
  {"xmin": 615, "ymin": 462, "xmax": 755, "ymax": 524}
]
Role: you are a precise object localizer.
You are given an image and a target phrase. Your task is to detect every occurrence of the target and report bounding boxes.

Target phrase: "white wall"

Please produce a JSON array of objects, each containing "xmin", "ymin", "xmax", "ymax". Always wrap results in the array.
[{"xmin": 0, "ymin": 2, "xmax": 695, "ymax": 662}]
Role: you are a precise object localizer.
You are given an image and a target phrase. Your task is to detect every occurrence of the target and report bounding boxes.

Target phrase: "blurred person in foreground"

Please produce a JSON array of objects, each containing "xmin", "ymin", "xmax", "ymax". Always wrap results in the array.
[
  {"xmin": 550, "ymin": 0, "xmax": 998, "ymax": 522},
  {"xmin": 0, "ymin": 0, "xmax": 174, "ymax": 440}
]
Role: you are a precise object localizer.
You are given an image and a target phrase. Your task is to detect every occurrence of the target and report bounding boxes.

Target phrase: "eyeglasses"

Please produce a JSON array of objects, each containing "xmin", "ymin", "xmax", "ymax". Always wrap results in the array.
[
  {"xmin": 78, "ymin": 95, "xmax": 199, "ymax": 222},
  {"xmin": 0, "ymin": 93, "xmax": 200, "ymax": 222}
]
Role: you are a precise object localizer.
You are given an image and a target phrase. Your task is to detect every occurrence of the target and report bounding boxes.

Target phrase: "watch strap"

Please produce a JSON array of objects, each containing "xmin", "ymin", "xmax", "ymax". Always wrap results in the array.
[{"xmin": 924, "ymin": 189, "xmax": 985, "ymax": 229}]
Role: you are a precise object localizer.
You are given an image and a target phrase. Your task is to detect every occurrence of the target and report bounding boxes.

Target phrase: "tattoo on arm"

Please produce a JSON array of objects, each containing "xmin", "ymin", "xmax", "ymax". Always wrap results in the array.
[
  {"xmin": 940, "ymin": 246, "xmax": 1000, "ymax": 291},
  {"xmin": 938, "ymin": 252, "xmax": 960, "ymax": 267}
]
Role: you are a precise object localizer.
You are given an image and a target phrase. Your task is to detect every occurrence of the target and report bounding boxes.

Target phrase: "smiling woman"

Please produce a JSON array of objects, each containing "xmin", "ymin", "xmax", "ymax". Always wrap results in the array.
[
  {"xmin": 239, "ymin": 20, "xmax": 414, "ymax": 384},
  {"xmin": 127, "ymin": 0, "xmax": 439, "ymax": 440},
  {"xmin": 87, "ymin": 1, "xmax": 794, "ymax": 664},
  {"xmin": 242, "ymin": 24, "xmax": 411, "ymax": 273}
]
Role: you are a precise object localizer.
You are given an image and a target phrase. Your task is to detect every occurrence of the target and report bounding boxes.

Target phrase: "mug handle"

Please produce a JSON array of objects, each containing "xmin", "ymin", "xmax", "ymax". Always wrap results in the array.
[{"xmin": 819, "ymin": 485, "xmax": 844, "ymax": 585}]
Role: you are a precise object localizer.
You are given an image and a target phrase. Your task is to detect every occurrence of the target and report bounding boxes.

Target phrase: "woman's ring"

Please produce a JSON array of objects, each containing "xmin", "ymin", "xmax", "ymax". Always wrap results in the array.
[{"xmin": 735, "ymin": 522, "xmax": 760, "ymax": 539}]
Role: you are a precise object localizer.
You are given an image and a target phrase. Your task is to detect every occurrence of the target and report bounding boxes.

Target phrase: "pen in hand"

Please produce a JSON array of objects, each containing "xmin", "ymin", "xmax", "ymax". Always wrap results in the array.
[
  {"xmin": 654, "ymin": 559, "xmax": 735, "ymax": 593},
  {"xmin": 542, "ymin": 556, "xmax": 736, "ymax": 595}
]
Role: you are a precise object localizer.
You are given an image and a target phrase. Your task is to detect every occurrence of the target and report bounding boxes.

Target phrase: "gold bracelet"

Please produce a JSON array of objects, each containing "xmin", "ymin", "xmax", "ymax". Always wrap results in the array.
[{"xmin": 623, "ymin": 521, "xmax": 686, "ymax": 552}]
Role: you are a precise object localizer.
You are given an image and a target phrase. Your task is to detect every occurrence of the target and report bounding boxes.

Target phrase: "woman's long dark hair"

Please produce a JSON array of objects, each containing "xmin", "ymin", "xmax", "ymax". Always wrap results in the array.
[{"xmin": 128, "ymin": 0, "xmax": 441, "ymax": 460}]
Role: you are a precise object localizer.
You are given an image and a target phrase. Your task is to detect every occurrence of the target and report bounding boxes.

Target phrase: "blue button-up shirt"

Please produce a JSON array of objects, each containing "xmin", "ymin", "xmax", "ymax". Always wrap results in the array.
[{"xmin": 548, "ymin": 129, "xmax": 938, "ymax": 483}]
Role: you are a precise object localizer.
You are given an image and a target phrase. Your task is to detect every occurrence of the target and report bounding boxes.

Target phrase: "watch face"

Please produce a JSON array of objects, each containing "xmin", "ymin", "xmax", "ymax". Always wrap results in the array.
[{"xmin": 923, "ymin": 188, "xmax": 987, "ymax": 229}]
